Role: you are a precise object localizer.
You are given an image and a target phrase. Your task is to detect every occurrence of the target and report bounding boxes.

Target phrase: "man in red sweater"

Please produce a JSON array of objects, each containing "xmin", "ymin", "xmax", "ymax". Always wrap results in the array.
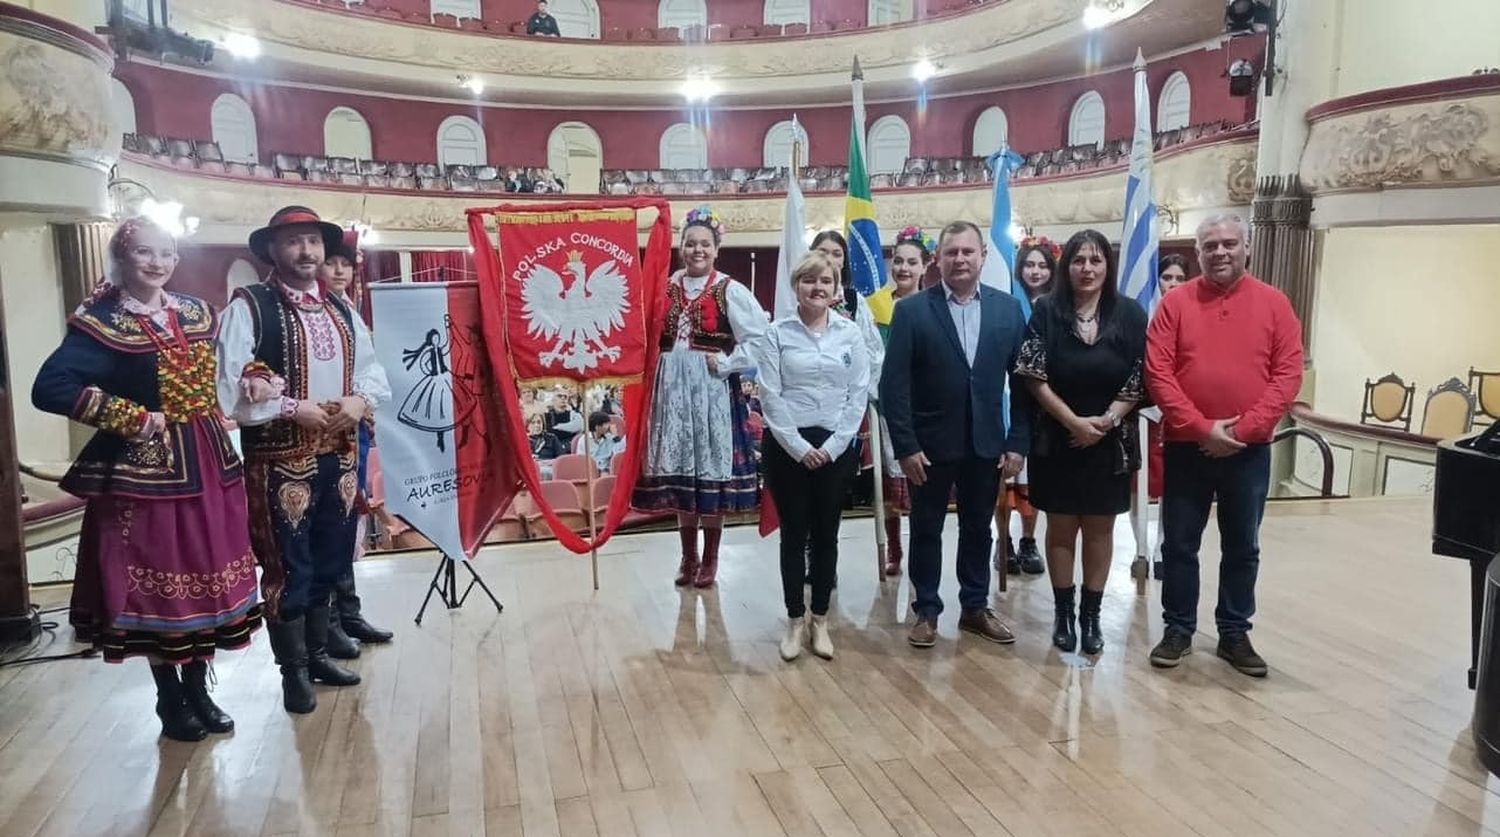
[{"xmin": 1145, "ymin": 214, "xmax": 1303, "ymax": 677}]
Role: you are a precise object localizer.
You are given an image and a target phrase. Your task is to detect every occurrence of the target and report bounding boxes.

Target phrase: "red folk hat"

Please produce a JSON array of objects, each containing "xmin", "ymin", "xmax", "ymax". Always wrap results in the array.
[{"xmin": 248, "ymin": 205, "xmax": 345, "ymax": 264}]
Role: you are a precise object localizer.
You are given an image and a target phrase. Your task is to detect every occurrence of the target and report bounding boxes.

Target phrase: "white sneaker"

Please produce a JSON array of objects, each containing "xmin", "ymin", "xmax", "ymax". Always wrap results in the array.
[
  {"xmin": 809, "ymin": 615, "xmax": 834, "ymax": 660},
  {"xmin": 780, "ymin": 617, "xmax": 806, "ymax": 661}
]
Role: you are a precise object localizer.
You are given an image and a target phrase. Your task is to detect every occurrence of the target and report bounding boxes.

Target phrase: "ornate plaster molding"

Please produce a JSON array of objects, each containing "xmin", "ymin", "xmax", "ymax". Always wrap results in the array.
[
  {"xmin": 1301, "ymin": 91, "xmax": 1500, "ymax": 194},
  {"xmin": 166, "ymin": 0, "xmax": 1111, "ymax": 98},
  {"xmin": 0, "ymin": 20, "xmax": 115, "ymax": 170},
  {"xmin": 115, "ymin": 134, "xmax": 1256, "ymax": 243}
]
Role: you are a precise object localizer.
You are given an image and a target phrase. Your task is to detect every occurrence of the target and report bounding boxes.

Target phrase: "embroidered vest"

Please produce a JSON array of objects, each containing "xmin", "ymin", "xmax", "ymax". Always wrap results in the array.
[
  {"xmin": 54, "ymin": 293, "xmax": 241, "ymax": 499},
  {"xmin": 235, "ymin": 282, "xmax": 358, "ymax": 460},
  {"xmin": 659, "ymin": 273, "xmax": 736, "ymax": 355}
]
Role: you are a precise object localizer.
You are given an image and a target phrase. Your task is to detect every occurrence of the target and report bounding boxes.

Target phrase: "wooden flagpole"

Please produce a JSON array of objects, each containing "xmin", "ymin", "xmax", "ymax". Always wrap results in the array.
[
  {"xmin": 869, "ymin": 403, "xmax": 887, "ymax": 582},
  {"xmin": 583, "ymin": 420, "xmax": 599, "ymax": 591}
]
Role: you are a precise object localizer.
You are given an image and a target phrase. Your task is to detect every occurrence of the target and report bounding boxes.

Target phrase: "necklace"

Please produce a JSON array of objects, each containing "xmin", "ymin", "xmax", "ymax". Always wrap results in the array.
[{"xmin": 1075, "ymin": 310, "xmax": 1098, "ymax": 324}]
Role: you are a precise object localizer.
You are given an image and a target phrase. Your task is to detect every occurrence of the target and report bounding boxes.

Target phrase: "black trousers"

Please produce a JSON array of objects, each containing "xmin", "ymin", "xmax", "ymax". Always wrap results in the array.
[
  {"xmin": 764, "ymin": 427, "xmax": 856, "ymax": 618},
  {"xmin": 908, "ymin": 456, "xmax": 1001, "ymax": 617}
]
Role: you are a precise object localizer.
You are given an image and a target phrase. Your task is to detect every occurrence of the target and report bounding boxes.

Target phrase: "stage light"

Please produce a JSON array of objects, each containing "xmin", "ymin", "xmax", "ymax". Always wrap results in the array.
[
  {"xmin": 458, "ymin": 74, "xmax": 485, "ymax": 95},
  {"xmin": 140, "ymin": 198, "xmax": 195, "ymax": 238},
  {"xmin": 911, "ymin": 58, "xmax": 936, "ymax": 83},
  {"xmin": 1225, "ymin": 0, "xmax": 1273, "ymax": 36},
  {"xmin": 1008, "ymin": 223, "xmax": 1026, "ymax": 243},
  {"xmin": 1227, "ymin": 59, "xmax": 1257, "ymax": 96},
  {"xmin": 221, "ymin": 32, "xmax": 261, "ymax": 60},
  {"xmin": 1082, "ymin": 0, "xmax": 1125, "ymax": 29},
  {"xmin": 680, "ymin": 75, "xmax": 720, "ymax": 102}
]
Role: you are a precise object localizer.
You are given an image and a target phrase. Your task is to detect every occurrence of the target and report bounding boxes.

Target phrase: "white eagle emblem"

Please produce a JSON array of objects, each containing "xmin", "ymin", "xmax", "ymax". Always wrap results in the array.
[{"xmin": 521, "ymin": 249, "xmax": 630, "ymax": 372}]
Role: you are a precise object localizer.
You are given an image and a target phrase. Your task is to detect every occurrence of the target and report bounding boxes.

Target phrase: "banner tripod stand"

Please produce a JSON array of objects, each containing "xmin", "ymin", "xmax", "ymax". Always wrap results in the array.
[{"xmin": 415, "ymin": 553, "xmax": 504, "ymax": 625}]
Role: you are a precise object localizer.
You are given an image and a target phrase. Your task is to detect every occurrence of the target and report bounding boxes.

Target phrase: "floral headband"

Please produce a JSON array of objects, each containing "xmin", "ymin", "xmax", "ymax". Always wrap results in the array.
[
  {"xmin": 894, "ymin": 225, "xmax": 936, "ymax": 256},
  {"xmin": 683, "ymin": 206, "xmax": 725, "ymax": 240},
  {"xmin": 1018, "ymin": 234, "xmax": 1062, "ymax": 262},
  {"xmin": 108, "ymin": 216, "xmax": 171, "ymax": 263}
]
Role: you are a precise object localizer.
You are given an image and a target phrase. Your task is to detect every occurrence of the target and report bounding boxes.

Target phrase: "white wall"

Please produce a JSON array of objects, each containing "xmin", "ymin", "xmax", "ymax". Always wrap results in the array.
[
  {"xmin": 1333, "ymin": 0, "xmax": 1500, "ymax": 97},
  {"xmin": 1310, "ymin": 224, "xmax": 1500, "ymax": 421},
  {"xmin": 0, "ymin": 220, "xmax": 69, "ymax": 465}
]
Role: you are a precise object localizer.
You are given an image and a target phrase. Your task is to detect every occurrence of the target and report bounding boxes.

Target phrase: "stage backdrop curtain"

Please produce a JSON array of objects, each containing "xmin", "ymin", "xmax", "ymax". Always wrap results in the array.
[
  {"xmin": 468, "ymin": 198, "xmax": 672, "ymax": 555},
  {"xmin": 411, "ymin": 250, "xmax": 476, "ymax": 282}
]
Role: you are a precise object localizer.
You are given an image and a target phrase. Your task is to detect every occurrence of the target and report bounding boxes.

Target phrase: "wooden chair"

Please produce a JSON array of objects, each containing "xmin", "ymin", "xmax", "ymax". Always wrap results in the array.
[
  {"xmin": 1469, "ymin": 367, "xmax": 1500, "ymax": 426},
  {"xmin": 1360, "ymin": 373, "xmax": 1415, "ymax": 431},
  {"xmin": 1420, "ymin": 378, "xmax": 1476, "ymax": 439}
]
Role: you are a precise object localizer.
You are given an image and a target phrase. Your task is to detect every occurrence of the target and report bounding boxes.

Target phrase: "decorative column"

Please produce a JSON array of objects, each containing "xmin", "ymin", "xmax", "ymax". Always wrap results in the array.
[
  {"xmin": 1250, "ymin": 175, "xmax": 1314, "ymax": 357},
  {"xmin": 53, "ymin": 221, "xmax": 113, "ymax": 453}
]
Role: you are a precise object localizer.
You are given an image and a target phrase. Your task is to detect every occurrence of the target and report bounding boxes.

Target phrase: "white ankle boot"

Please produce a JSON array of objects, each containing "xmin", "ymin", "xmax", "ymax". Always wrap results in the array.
[
  {"xmin": 809, "ymin": 615, "xmax": 834, "ymax": 659},
  {"xmin": 780, "ymin": 617, "xmax": 806, "ymax": 661}
]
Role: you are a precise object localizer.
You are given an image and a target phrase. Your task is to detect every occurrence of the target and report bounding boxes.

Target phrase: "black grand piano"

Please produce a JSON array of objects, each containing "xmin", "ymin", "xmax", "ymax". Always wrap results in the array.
[{"xmin": 1433, "ymin": 422, "xmax": 1500, "ymax": 776}]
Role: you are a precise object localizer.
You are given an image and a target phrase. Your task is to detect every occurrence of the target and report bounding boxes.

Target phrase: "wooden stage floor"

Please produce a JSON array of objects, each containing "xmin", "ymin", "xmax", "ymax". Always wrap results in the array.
[{"xmin": 2, "ymin": 497, "xmax": 1496, "ymax": 836}]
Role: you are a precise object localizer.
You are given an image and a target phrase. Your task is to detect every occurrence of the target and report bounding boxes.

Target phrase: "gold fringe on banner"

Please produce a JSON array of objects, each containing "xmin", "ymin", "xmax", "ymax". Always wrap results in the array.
[
  {"xmin": 515, "ymin": 375, "xmax": 645, "ymax": 390},
  {"xmin": 496, "ymin": 209, "xmax": 636, "ymax": 225}
]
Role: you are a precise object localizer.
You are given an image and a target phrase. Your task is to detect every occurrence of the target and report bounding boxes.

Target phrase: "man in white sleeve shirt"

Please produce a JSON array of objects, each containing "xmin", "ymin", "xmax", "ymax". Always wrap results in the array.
[{"xmin": 216, "ymin": 206, "xmax": 391, "ymax": 715}]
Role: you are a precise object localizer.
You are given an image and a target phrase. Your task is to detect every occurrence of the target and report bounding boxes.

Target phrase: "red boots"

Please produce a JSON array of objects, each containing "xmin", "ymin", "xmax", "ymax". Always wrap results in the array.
[
  {"xmin": 674, "ymin": 525, "xmax": 699, "ymax": 586},
  {"xmin": 883, "ymin": 516, "xmax": 904, "ymax": 576},
  {"xmin": 695, "ymin": 526, "xmax": 722, "ymax": 588}
]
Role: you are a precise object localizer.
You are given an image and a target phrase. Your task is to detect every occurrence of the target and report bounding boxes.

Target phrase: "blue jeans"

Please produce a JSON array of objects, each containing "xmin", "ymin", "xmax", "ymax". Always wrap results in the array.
[
  {"xmin": 1160, "ymin": 443, "xmax": 1270, "ymax": 637},
  {"xmin": 908, "ymin": 457, "xmax": 1001, "ymax": 618}
]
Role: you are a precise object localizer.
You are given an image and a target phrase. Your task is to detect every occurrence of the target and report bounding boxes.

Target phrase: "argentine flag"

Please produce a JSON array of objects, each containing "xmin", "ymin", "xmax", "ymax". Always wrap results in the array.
[{"xmin": 1119, "ymin": 49, "xmax": 1160, "ymax": 316}]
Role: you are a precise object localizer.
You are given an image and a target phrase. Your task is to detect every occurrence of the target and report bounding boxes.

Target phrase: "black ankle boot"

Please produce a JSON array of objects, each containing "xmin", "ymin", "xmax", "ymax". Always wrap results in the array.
[
  {"xmin": 1079, "ymin": 587, "xmax": 1105, "ymax": 655},
  {"xmin": 1051, "ymin": 585, "xmax": 1078, "ymax": 653},
  {"xmin": 335, "ymin": 566, "xmax": 394, "ymax": 644},
  {"xmin": 306, "ymin": 604, "xmax": 361, "ymax": 687},
  {"xmin": 325, "ymin": 604, "xmax": 361, "ymax": 660},
  {"xmin": 150, "ymin": 664, "xmax": 208, "ymax": 742},
  {"xmin": 267, "ymin": 615, "xmax": 317, "ymax": 714},
  {"xmin": 180, "ymin": 660, "xmax": 234, "ymax": 733}
]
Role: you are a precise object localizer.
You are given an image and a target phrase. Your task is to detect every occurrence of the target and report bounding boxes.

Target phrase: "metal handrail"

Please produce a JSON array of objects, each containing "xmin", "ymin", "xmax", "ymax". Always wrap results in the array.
[{"xmin": 1272, "ymin": 425, "xmax": 1335, "ymax": 498}]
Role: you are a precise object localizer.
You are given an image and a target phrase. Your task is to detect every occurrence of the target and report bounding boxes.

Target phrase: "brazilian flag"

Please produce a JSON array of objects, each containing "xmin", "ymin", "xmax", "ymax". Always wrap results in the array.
[{"xmin": 845, "ymin": 59, "xmax": 890, "ymax": 325}]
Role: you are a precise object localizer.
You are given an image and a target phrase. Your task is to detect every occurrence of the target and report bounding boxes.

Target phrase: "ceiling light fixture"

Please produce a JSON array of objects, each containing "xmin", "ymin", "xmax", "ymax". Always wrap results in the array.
[
  {"xmin": 1082, "ymin": 0, "xmax": 1126, "ymax": 29},
  {"xmin": 457, "ymin": 74, "xmax": 485, "ymax": 95},
  {"xmin": 139, "ymin": 197, "xmax": 198, "ymax": 238},
  {"xmin": 911, "ymin": 58, "xmax": 937, "ymax": 83},
  {"xmin": 221, "ymin": 32, "xmax": 261, "ymax": 60},
  {"xmin": 680, "ymin": 74, "xmax": 720, "ymax": 102}
]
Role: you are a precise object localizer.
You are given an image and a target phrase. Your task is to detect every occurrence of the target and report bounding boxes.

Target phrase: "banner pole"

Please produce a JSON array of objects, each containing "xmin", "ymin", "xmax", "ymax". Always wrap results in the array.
[
  {"xmin": 868, "ymin": 403, "xmax": 886, "ymax": 582},
  {"xmin": 583, "ymin": 426, "xmax": 599, "ymax": 591},
  {"xmin": 1130, "ymin": 415, "xmax": 1151, "ymax": 595}
]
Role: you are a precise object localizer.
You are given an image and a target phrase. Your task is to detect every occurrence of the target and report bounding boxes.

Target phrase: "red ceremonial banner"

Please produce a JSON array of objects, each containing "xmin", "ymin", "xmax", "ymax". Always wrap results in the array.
[{"xmin": 468, "ymin": 200, "xmax": 673, "ymax": 555}]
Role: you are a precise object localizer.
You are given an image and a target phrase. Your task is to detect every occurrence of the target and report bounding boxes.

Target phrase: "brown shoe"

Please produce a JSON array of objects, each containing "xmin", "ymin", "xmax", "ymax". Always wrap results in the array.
[
  {"xmin": 958, "ymin": 608, "xmax": 1015, "ymax": 644},
  {"xmin": 907, "ymin": 616, "xmax": 937, "ymax": 648}
]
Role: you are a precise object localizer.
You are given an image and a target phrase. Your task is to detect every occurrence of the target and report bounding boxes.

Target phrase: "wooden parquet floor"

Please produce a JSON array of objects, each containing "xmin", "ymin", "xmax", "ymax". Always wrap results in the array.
[{"xmin": 2, "ymin": 498, "xmax": 1497, "ymax": 836}]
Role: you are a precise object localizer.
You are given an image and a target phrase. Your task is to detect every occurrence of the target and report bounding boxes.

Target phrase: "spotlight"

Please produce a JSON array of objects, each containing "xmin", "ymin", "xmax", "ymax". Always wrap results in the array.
[
  {"xmin": 1226, "ymin": 59, "xmax": 1257, "ymax": 96},
  {"xmin": 911, "ymin": 58, "xmax": 936, "ymax": 83},
  {"xmin": 457, "ymin": 74, "xmax": 485, "ymax": 95},
  {"xmin": 1225, "ymin": 0, "xmax": 1273, "ymax": 36},
  {"xmin": 221, "ymin": 32, "xmax": 260, "ymax": 60},
  {"xmin": 680, "ymin": 74, "xmax": 720, "ymax": 102},
  {"xmin": 1008, "ymin": 223, "xmax": 1026, "ymax": 243}
]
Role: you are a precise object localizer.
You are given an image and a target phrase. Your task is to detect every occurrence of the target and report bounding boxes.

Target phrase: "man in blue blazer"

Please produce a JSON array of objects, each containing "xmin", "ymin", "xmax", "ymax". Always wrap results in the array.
[{"xmin": 880, "ymin": 221, "xmax": 1032, "ymax": 648}]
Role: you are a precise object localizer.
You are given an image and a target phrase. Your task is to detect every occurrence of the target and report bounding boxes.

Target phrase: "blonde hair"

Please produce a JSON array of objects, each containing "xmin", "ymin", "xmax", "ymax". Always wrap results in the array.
[{"xmin": 789, "ymin": 250, "xmax": 838, "ymax": 287}]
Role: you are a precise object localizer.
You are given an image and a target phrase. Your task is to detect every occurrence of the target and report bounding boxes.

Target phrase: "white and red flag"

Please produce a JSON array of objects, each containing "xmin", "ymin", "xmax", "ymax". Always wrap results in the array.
[{"xmin": 370, "ymin": 281, "xmax": 519, "ymax": 560}]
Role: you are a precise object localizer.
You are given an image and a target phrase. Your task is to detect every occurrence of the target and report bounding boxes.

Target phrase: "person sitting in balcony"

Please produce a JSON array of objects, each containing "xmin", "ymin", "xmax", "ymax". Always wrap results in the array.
[{"xmin": 526, "ymin": 0, "xmax": 561, "ymax": 37}]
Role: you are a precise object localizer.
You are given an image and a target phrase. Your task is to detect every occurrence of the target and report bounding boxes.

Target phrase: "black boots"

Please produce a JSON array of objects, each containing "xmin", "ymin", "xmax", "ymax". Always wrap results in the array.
[
  {"xmin": 334, "ymin": 568, "xmax": 394, "ymax": 644},
  {"xmin": 325, "ymin": 605, "xmax": 361, "ymax": 660},
  {"xmin": 267, "ymin": 615, "xmax": 317, "ymax": 714},
  {"xmin": 1016, "ymin": 537, "xmax": 1045, "ymax": 575},
  {"xmin": 151, "ymin": 664, "xmax": 208, "ymax": 742},
  {"xmin": 306, "ymin": 604, "xmax": 361, "ymax": 687},
  {"xmin": 1051, "ymin": 585, "xmax": 1078, "ymax": 653},
  {"xmin": 180, "ymin": 660, "xmax": 234, "ymax": 733},
  {"xmin": 1079, "ymin": 587, "xmax": 1105, "ymax": 656}
]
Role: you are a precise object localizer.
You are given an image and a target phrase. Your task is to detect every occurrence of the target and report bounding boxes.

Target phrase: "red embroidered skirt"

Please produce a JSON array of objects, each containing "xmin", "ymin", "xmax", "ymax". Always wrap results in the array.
[{"xmin": 70, "ymin": 423, "xmax": 262, "ymax": 663}]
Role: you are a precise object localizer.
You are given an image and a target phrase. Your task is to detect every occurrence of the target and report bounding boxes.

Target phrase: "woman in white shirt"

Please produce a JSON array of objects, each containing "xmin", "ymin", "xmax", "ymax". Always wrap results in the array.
[{"xmin": 756, "ymin": 251, "xmax": 871, "ymax": 662}]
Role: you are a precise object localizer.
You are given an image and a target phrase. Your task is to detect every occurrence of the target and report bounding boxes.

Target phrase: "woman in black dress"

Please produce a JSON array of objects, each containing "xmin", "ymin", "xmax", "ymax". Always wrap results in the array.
[{"xmin": 1015, "ymin": 229, "xmax": 1147, "ymax": 655}]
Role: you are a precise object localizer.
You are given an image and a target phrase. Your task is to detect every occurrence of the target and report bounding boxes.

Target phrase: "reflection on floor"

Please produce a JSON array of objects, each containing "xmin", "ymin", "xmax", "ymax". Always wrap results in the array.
[{"xmin": 2, "ymin": 497, "xmax": 1495, "ymax": 837}]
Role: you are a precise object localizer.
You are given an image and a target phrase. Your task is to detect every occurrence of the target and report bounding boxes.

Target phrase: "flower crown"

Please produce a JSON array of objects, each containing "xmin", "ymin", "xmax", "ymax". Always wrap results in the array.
[
  {"xmin": 895, "ymin": 225, "xmax": 936, "ymax": 255},
  {"xmin": 1019, "ymin": 234, "xmax": 1062, "ymax": 262},
  {"xmin": 684, "ymin": 206, "xmax": 725, "ymax": 239}
]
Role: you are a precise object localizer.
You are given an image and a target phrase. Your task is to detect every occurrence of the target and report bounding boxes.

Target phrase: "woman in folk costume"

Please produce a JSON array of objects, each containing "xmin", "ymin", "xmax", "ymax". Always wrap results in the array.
[
  {"xmin": 633, "ymin": 207, "xmax": 769, "ymax": 588},
  {"xmin": 31, "ymin": 217, "xmax": 261, "ymax": 742},
  {"xmin": 315, "ymin": 230, "xmax": 395, "ymax": 659},
  {"xmin": 867, "ymin": 226, "xmax": 931, "ymax": 576}
]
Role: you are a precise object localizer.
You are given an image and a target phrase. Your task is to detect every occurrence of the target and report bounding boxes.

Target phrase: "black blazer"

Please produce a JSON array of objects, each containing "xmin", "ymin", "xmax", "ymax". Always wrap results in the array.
[{"xmin": 879, "ymin": 283, "xmax": 1032, "ymax": 463}]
